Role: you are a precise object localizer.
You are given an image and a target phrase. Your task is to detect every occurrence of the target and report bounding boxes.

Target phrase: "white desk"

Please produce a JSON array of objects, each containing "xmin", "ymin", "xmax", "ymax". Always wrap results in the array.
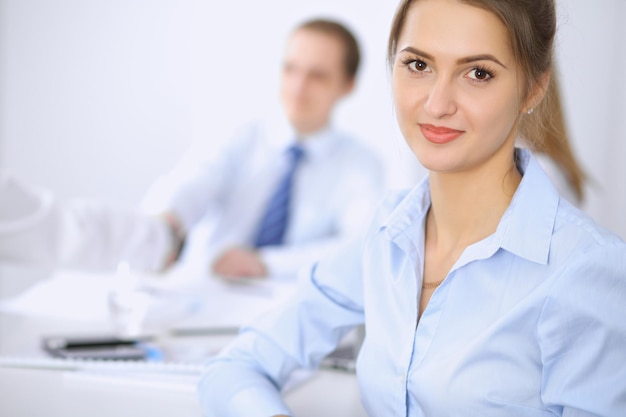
[
  {"xmin": 0, "ymin": 363, "xmax": 365, "ymax": 416},
  {"xmin": 0, "ymin": 273, "xmax": 368, "ymax": 417}
]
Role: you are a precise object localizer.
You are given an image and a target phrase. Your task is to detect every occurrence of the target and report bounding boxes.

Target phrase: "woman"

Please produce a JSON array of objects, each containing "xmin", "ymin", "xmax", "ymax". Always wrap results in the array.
[{"xmin": 199, "ymin": 1, "xmax": 626, "ymax": 415}]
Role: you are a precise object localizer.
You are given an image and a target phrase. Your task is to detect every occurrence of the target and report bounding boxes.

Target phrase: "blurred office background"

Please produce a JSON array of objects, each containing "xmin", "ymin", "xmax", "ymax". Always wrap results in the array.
[{"xmin": 0, "ymin": 1, "xmax": 624, "ymax": 296}]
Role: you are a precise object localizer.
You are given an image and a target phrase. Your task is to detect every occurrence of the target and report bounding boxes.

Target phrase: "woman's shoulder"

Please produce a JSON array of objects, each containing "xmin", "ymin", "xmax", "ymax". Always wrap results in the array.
[
  {"xmin": 548, "ymin": 199, "xmax": 626, "ymax": 274},
  {"xmin": 554, "ymin": 199, "xmax": 625, "ymax": 249}
]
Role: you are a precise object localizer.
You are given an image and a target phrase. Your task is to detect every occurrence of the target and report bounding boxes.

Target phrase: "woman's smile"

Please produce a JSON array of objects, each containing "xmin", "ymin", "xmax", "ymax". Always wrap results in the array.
[{"xmin": 418, "ymin": 123, "xmax": 464, "ymax": 144}]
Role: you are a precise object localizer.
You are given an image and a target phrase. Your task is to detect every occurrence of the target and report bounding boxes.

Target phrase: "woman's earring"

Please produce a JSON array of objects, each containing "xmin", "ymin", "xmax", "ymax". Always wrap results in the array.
[{"xmin": 527, "ymin": 108, "xmax": 534, "ymax": 115}]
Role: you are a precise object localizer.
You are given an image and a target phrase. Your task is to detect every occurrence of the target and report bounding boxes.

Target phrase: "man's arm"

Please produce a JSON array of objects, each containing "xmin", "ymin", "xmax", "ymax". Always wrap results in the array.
[{"xmin": 0, "ymin": 174, "xmax": 174, "ymax": 272}]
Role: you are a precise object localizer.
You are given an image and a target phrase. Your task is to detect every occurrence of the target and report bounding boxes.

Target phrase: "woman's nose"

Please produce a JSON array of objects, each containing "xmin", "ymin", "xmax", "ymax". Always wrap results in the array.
[{"xmin": 424, "ymin": 77, "xmax": 457, "ymax": 119}]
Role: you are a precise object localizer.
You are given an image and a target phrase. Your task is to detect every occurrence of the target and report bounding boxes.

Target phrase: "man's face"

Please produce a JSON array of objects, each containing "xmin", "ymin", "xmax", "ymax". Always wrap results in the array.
[{"xmin": 280, "ymin": 29, "xmax": 354, "ymax": 135}]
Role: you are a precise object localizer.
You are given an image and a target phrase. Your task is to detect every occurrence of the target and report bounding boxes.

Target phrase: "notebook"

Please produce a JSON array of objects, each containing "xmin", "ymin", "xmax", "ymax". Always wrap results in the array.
[{"xmin": 0, "ymin": 356, "xmax": 205, "ymax": 375}]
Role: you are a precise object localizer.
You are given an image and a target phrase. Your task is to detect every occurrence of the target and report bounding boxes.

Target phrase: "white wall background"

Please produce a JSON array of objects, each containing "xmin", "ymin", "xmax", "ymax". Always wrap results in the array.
[
  {"xmin": 555, "ymin": 0, "xmax": 626, "ymax": 240},
  {"xmin": 0, "ymin": 0, "xmax": 419, "ymax": 205},
  {"xmin": 0, "ymin": 1, "xmax": 624, "ymax": 274}
]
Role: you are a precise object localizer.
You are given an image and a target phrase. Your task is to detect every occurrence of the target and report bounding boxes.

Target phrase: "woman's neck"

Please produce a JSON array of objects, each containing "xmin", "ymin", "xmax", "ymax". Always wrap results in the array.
[{"xmin": 426, "ymin": 153, "xmax": 521, "ymax": 253}]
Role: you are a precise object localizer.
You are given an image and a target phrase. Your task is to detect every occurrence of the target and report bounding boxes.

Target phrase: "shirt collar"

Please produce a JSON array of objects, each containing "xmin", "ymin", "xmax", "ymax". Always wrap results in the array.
[
  {"xmin": 378, "ymin": 177, "xmax": 431, "ymax": 263},
  {"xmin": 297, "ymin": 126, "xmax": 336, "ymax": 160},
  {"xmin": 263, "ymin": 111, "xmax": 337, "ymax": 161},
  {"xmin": 495, "ymin": 148, "xmax": 559, "ymax": 264},
  {"xmin": 380, "ymin": 148, "xmax": 559, "ymax": 265}
]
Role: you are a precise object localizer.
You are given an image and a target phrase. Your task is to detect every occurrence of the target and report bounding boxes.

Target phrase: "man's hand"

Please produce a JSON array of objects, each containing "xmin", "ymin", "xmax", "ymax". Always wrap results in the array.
[
  {"xmin": 212, "ymin": 247, "xmax": 268, "ymax": 278},
  {"xmin": 161, "ymin": 211, "xmax": 186, "ymax": 270}
]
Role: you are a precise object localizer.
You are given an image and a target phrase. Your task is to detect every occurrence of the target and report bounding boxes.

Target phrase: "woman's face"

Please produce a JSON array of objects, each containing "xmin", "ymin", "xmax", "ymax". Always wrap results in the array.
[{"xmin": 392, "ymin": 0, "xmax": 527, "ymax": 175}]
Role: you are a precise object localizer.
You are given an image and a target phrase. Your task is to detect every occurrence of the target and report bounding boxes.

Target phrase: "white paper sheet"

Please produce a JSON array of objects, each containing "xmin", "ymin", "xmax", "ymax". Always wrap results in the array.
[
  {"xmin": 0, "ymin": 270, "xmax": 113, "ymax": 322},
  {"xmin": 0, "ymin": 266, "xmax": 297, "ymax": 333}
]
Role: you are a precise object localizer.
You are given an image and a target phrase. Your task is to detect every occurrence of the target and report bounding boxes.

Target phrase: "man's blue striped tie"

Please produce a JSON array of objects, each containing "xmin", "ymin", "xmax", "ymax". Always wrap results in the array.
[{"xmin": 253, "ymin": 145, "xmax": 305, "ymax": 248}]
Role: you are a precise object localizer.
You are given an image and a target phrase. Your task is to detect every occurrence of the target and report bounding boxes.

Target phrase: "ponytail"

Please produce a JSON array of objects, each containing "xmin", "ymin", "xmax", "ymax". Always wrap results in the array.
[{"xmin": 520, "ymin": 67, "xmax": 586, "ymax": 202}]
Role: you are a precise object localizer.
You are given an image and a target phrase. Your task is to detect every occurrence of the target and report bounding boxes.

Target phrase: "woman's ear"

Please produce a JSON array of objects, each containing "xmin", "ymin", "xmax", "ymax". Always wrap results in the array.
[{"xmin": 523, "ymin": 71, "xmax": 551, "ymax": 114}]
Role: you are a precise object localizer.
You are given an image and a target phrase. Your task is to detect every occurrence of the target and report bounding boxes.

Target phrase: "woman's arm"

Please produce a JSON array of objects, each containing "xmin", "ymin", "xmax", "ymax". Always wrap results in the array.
[
  {"xmin": 538, "ymin": 242, "xmax": 626, "ymax": 415},
  {"xmin": 198, "ymin": 240, "xmax": 366, "ymax": 416}
]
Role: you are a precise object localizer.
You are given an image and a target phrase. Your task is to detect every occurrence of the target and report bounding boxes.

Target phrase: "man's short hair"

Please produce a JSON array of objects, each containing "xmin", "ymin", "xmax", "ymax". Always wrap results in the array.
[{"xmin": 295, "ymin": 18, "xmax": 361, "ymax": 80}]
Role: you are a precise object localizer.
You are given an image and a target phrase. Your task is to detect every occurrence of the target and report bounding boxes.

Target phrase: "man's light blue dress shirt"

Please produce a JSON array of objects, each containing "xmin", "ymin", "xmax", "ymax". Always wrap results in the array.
[
  {"xmin": 199, "ymin": 149, "xmax": 626, "ymax": 416},
  {"xmin": 144, "ymin": 116, "xmax": 384, "ymax": 277}
]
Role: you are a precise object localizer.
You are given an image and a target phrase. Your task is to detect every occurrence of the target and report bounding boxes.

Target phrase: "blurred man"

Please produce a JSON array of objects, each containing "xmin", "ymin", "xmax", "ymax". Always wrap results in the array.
[{"xmin": 153, "ymin": 18, "xmax": 384, "ymax": 278}]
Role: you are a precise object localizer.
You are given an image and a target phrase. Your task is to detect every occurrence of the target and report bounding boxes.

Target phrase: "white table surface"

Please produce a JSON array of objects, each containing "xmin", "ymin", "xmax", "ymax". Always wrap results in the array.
[{"xmin": 0, "ymin": 270, "xmax": 368, "ymax": 417}]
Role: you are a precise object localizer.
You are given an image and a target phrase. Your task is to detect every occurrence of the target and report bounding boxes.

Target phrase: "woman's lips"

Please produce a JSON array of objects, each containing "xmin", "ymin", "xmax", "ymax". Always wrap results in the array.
[{"xmin": 419, "ymin": 124, "xmax": 464, "ymax": 144}]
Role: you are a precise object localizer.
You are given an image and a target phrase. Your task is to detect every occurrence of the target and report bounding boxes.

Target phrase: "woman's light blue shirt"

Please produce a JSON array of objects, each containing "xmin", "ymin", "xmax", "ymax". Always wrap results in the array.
[{"xmin": 199, "ymin": 149, "xmax": 626, "ymax": 416}]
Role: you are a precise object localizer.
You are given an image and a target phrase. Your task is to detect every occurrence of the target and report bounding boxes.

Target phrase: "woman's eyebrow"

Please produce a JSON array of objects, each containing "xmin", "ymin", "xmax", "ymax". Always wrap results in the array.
[
  {"xmin": 399, "ymin": 46, "xmax": 507, "ymax": 69},
  {"xmin": 399, "ymin": 46, "xmax": 434, "ymax": 60},
  {"xmin": 457, "ymin": 54, "xmax": 508, "ymax": 69}
]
